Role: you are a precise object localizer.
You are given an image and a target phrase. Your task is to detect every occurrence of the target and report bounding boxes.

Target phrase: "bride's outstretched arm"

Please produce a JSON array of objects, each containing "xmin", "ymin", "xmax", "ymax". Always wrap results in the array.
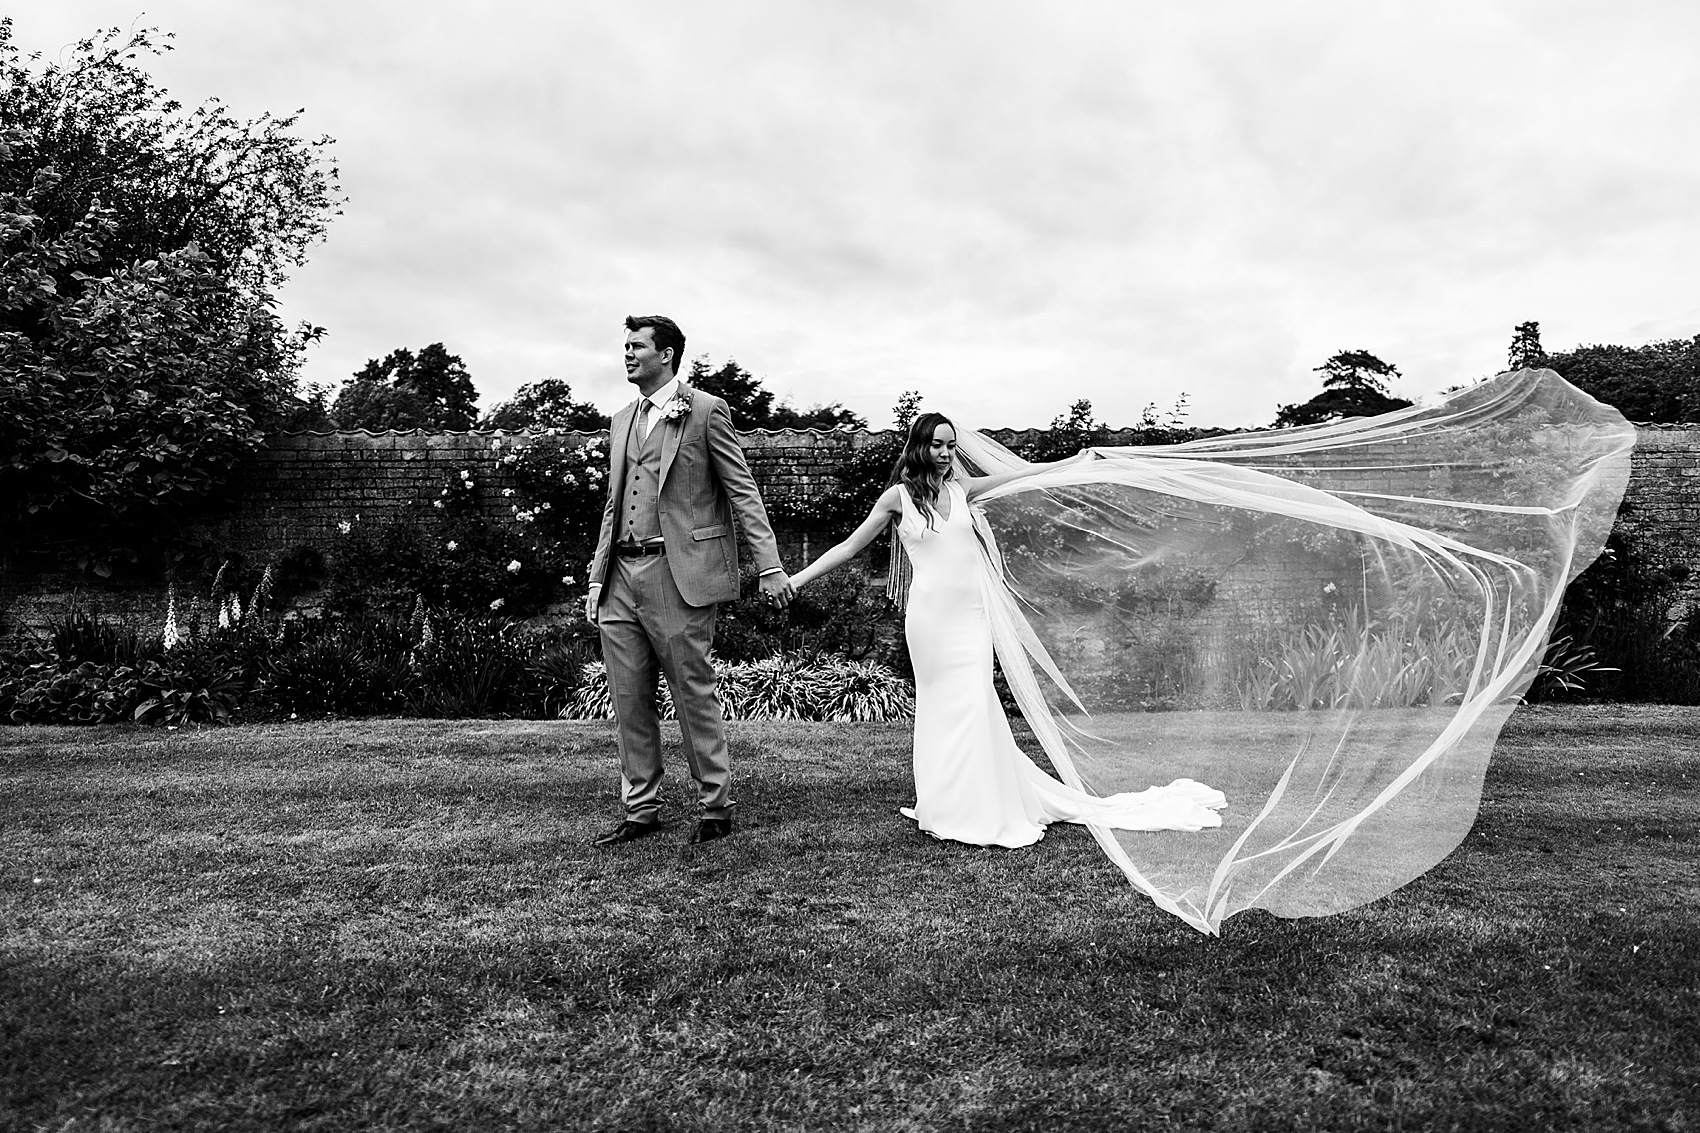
[
  {"xmin": 789, "ymin": 485, "xmax": 903, "ymax": 591},
  {"xmin": 962, "ymin": 450, "xmax": 1095, "ymax": 502}
]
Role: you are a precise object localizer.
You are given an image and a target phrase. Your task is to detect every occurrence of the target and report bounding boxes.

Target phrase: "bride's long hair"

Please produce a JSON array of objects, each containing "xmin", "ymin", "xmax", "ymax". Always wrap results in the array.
[{"xmin": 890, "ymin": 411, "xmax": 955, "ymax": 530}]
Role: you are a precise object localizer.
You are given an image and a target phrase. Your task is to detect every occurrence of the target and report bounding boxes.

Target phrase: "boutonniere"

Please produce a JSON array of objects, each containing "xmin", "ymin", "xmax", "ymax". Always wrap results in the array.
[{"xmin": 658, "ymin": 388, "xmax": 692, "ymax": 421}]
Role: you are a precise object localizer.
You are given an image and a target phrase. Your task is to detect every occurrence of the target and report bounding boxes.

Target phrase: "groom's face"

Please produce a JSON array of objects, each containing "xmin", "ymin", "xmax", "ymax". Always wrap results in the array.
[{"xmin": 624, "ymin": 327, "xmax": 673, "ymax": 388}]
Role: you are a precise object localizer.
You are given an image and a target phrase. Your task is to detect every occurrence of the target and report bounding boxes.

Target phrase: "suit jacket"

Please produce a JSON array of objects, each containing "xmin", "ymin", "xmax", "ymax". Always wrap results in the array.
[{"xmin": 588, "ymin": 384, "xmax": 782, "ymax": 607}]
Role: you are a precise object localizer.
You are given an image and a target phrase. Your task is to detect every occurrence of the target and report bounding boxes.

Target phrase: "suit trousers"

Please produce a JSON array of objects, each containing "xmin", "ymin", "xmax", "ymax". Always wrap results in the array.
[{"xmin": 598, "ymin": 552, "xmax": 732, "ymax": 822}]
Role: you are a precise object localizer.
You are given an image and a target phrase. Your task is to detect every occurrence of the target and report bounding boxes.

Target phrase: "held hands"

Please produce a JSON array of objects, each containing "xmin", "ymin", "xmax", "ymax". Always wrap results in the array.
[{"xmin": 759, "ymin": 570, "xmax": 796, "ymax": 609}]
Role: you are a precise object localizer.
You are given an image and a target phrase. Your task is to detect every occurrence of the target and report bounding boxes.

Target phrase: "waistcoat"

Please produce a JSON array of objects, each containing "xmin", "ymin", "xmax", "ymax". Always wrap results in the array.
[{"xmin": 620, "ymin": 410, "xmax": 666, "ymax": 544}]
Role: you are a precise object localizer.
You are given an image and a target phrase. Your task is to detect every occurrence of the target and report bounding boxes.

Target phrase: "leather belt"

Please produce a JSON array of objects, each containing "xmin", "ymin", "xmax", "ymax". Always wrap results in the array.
[{"xmin": 615, "ymin": 542, "xmax": 666, "ymax": 559}]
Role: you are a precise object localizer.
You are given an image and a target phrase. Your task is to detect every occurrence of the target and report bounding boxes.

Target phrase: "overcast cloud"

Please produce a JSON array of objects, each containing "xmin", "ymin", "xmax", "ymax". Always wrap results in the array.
[{"xmin": 19, "ymin": 1, "xmax": 1700, "ymax": 428}]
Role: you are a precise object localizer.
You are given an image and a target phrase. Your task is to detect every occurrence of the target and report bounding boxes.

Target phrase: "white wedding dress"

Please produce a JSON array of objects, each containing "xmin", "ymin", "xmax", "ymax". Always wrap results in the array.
[{"xmin": 896, "ymin": 478, "xmax": 1227, "ymax": 846}]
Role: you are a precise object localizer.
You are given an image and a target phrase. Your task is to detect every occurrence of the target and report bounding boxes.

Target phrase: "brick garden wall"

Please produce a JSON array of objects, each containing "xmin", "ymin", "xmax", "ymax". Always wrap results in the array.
[{"xmin": 2, "ymin": 424, "xmax": 1695, "ymax": 634}]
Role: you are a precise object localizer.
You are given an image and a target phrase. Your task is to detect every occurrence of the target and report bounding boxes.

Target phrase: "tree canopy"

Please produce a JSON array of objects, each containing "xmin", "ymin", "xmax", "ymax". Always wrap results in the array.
[
  {"xmin": 685, "ymin": 356, "xmax": 866, "ymax": 431},
  {"xmin": 332, "ymin": 344, "xmax": 478, "ymax": 431},
  {"xmin": 0, "ymin": 20, "xmax": 341, "ymax": 569},
  {"xmin": 1543, "ymin": 334, "xmax": 1700, "ymax": 423},
  {"xmin": 0, "ymin": 20, "xmax": 340, "ymax": 301},
  {"xmin": 1274, "ymin": 350, "xmax": 1413, "ymax": 428},
  {"xmin": 482, "ymin": 378, "xmax": 608, "ymax": 432}
]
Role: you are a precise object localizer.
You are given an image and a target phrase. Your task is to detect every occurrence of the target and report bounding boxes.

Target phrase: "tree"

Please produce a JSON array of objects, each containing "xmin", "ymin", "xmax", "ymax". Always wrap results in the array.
[
  {"xmin": 327, "ymin": 380, "xmax": 433, "ymax": 432},
  {"xmin": 0, "ymin": 20, "xmax": 340, "ymax": 304},
  {"xmin": 482, "ymin": 378, "xmax": 608, "ymax": 431},
  {"xmin": 332, "ymin": 343, "xmax": 478, "ymax": 430},
  {"xmin": 686, "ymin": 356, "xmax": 774, "ymax": 430},
  {"xmin": 278, "ymin": 381, "xmax": 335, "ymax": 432},
  {"xmin": 1544, "ymin": 334, "xmax": 1700, "ymax": 423},
  {"xmin": 1507, "ymin": 321, "xmax": 1546, "ymax": 371},
  {"xmin": 1022, "ymin": 398, "xmax": 1108, "ymax": 462},
  {"xmin": 0, "ymin": 21, "xmax": 341, "ymax": 569},
  {"xmin": 766, "ymin": 399, "xmax": 867, "ymax": 430},
  {"xmin": 683, "ymin": 354, "xmax": 864, "ymax": 430},
  {"xmin": 1274, "ymin": 350, "xmax": 1412, "ymax": 428}
]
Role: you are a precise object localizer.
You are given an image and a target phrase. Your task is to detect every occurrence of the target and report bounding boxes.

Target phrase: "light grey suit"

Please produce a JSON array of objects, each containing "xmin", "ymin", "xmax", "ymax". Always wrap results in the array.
[{"xmin": 588, "ymin": 384, "xmax": 781, "ymax": 822}]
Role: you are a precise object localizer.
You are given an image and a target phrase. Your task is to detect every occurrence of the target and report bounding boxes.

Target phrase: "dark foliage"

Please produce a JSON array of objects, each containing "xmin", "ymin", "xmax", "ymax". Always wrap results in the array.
[
  {"xmin": 320, "ymin": 465, "xmax": 570, "ymax": 619},
  {"xmin": 481, "ymin": 379, "xmax": 608, "ymax": 432},
  {"xmin": 714, "ymin": 564, "xmax": 905, "ymax": 671},
  {"xmin": 0, "ymin": 639, "xmax": 245, "ymax": 726},
  {"xmin": 1017, "ymin": 398, "xmax": 1110, "ymax": 463},
  {"xmin": 0, "ymin": 20, "xmax": 340, "ymax": 298},
  {"xmin": 1544, "ymin": 334, "xmax": 1700, "ymax": 423},
  {"xmin": 46, "ymin": 602, "xmax": 159, "ymax": 668},
  {"xmin": 333, "ymin": 343, "xmax": 479, "ymax": 431},
  {"xmin": 1507, "ymin": 320, "xmax": 1546, "ymax": 371},
  {"xmin": 1539, "ymin": 534, "xmax": 1699, "ymax": 703},
  {"xmin": 685, "ymin": 355, "xmax": 866, "ymax": 431},
  {"xmin": 765, "ymin": 400, "xmax": 867, "ymax": 430},
  {"xmin": 1274, "ymin": 350, "xmax": 1413, "ymax": 428},
  {"xmin": 261, "ymin": 614, "xmax": 414, "ymax": 718},
  {"xmin": 686, "ymin": 356, "xmax": 774, "ymax": 430},
  {"xmin": 0, "ymin": 19, "xmax": 340, "ymax": 571}
]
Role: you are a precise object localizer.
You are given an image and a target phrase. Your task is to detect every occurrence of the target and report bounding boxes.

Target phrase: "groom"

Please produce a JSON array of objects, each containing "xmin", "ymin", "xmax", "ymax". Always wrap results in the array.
[{"xmin": 584, "ymin": 315, "xmax": 793, "ymax": 845}]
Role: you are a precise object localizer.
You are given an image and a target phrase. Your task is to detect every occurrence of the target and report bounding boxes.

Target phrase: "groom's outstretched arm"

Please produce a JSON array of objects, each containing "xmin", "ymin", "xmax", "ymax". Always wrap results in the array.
[{"xmin": 703, "ymin": 398, "xmax": 786, "ymax": 585}]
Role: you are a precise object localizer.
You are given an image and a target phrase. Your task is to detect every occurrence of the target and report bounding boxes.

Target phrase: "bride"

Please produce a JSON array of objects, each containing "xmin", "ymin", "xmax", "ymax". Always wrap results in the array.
[
  {"xmin": 788, "ymin": 411, "xmax": 1228, "ymax": 847},
  {"xmin": 783, "ymin": 372, "xmax": 1633, "ymax": 934}
]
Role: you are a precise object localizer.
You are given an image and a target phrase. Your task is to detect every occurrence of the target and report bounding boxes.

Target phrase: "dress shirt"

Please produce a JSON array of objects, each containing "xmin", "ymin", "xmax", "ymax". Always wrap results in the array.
[{"xmin": 638, "ymin": 377, "xmax": 681, "ymax": 441}]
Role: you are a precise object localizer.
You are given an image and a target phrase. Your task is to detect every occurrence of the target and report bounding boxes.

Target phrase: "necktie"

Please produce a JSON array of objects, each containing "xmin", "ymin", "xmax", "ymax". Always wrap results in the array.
[{"xmin": 638, "ymin": 399, "xmax": 653, "ymax": 441}]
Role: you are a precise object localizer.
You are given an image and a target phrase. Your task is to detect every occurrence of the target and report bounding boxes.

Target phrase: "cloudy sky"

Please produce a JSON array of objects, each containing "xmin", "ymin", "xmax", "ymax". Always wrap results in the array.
[{"xmin": 19, "ymin": 1, "xmax": 1700, "ymax": 429}]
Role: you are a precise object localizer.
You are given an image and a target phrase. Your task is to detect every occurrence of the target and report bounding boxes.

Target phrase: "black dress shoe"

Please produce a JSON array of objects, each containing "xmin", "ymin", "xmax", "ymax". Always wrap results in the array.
[
  {"xmin": 688, "ymin": 817, "xmax": 734, "ymax": 845},
  {"xmin": 593, "ymin": 819, "xmax": 662, "ymax": 846}
]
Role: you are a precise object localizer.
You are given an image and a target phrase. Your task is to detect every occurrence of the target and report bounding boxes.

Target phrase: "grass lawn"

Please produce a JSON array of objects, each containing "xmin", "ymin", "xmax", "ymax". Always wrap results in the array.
[{"xmin": 2, "ymin": 706, "xmax": 1697, "ymax": 1131}]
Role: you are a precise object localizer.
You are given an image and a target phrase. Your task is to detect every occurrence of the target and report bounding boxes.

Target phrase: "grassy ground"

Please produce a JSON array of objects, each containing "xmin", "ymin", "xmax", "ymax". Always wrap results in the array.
[{"xmin": 2, "ymin": 706, "xmax": 1697, "ymax": 1132}]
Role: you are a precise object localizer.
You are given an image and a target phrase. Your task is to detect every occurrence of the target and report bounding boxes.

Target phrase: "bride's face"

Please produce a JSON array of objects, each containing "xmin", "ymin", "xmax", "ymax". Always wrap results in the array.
[{"xmin": 928, "ymin": 423, "xmax": 957, "ymax": 474}]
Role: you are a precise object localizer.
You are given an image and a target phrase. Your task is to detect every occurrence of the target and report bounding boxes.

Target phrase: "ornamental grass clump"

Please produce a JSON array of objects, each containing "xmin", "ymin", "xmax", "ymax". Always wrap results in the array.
[
  {"xmin": 562, "ymin": 653, "xmax": 913, "ymax": 722},
  {"xmin": 809, "ymin": 656, "xmax": 916, "ymax": 722},
  {"xmin": 564, "ymin": 661, "xmax": 676, "ymax": 721},
  {"xmin": 727, "ymin": 653, "xmax": 813, "ymax": 720}
]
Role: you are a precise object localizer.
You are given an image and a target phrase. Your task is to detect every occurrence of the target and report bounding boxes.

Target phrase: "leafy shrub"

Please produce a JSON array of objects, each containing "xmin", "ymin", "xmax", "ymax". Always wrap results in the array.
[
  {"xmin": 715, "ymin": 564, "xmax": 905, "ymax": 669},
  {"xmin": 0, "ymin": 650, "xmax": 245, "ymax": 726},
  {"xmin": 132, "ymin": 656, "xmax": 246, "ymax": 725},
  {"xmin": 518, "ymin": 622, "xmax": 600, "ymax": 718},
  {"xmin": 320, "ymin": 468, "xmax": 570, "ymax": 618},
  {"xmin": 264, "ymin": 636, "xmax": 406, "ymax": 717},
  {"xmin": 1527, "ymin": 633, "xmax": 1617, "ymax": 701},
  {"xmin": 1, "ymin": 660, "xmax": 145, "ymax": 724},
  {"xmin": 501, "ymin": 434, "xmax": 609, "ymax": 546},
  {"xmin": 47, "ymin": 603, "xmax": 160, "ymax": 667},
  {"xmin": 1545, "ymin": 537, "xmax": 1699, "ymax": 703},
  {"xmin": 261, "ymin": 614, "xmax": 413, "ymax": 717},
  {"xmin": 409, "ymin": 613, "xmax": 532, "ymax": 718}
]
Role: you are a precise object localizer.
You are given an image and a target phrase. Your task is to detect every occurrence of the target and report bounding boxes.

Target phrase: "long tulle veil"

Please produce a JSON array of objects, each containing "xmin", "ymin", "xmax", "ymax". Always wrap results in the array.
[{"xmin": 940, "ymin": 368, "xmax": 1633, "ymax": 934}]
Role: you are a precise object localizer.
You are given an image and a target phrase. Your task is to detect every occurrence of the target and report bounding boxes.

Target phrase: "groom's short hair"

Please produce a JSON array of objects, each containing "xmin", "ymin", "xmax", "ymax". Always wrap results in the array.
[{"xmin": 625, "ymin": 314, "xmax": 686, "ymax": 375}]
